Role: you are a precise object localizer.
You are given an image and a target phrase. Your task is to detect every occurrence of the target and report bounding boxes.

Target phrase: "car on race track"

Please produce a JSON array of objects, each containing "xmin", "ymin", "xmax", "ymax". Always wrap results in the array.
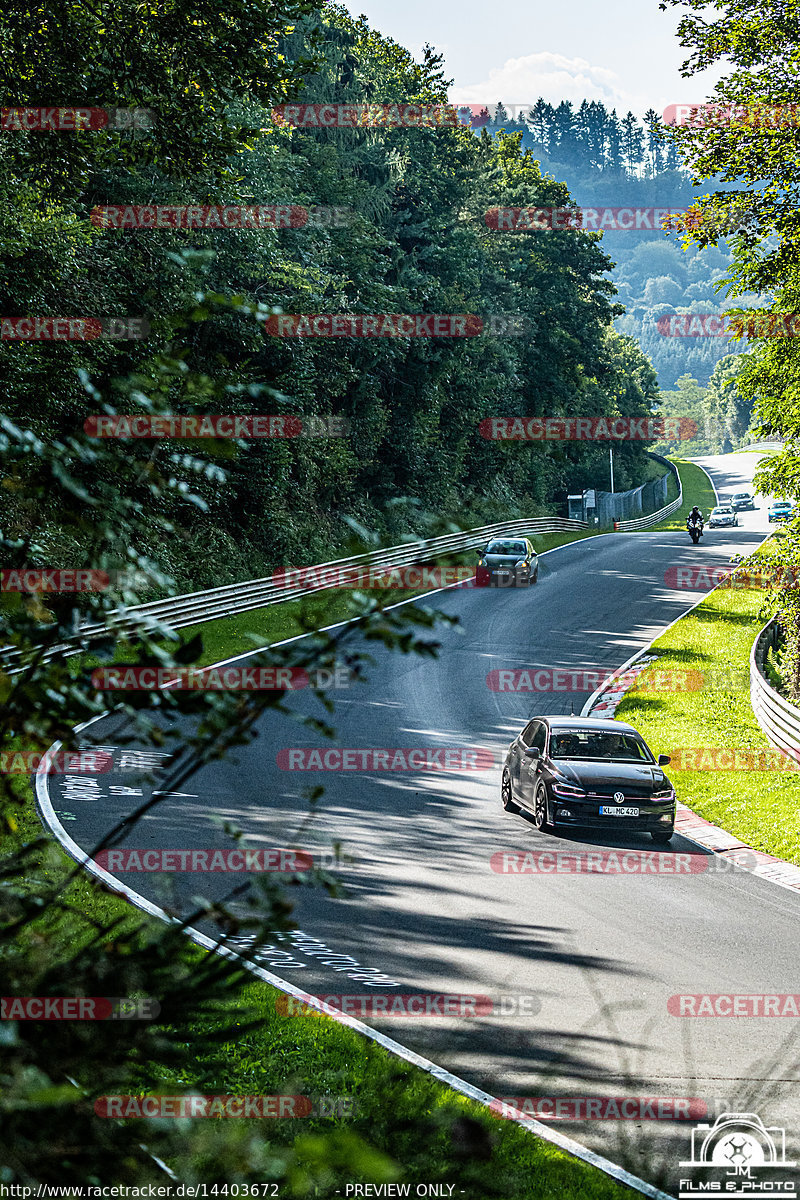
[
  {"xmin": 475, "ymin": 537, "xmax": 538, "ymax": 588},
  {"xmin": 769, "ymin": 500, "xmax": 794, "ymax": 523},
  {"xmin": 708, "ymin": 505, "xmax": 738, "ymax": 528},
  {"xmin": 729, "ymin": 491, "xmax": 756, "ymax": 511},
  {"xmin": 501, "ymin": 715, "xmax": 676, "ymax": 843}
]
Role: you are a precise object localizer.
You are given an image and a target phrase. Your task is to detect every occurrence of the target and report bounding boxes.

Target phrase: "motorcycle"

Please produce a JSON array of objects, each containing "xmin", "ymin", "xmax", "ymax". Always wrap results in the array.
[{"xmin": 687, "ymin": 517, "xmax": 704, "ymax": 544}]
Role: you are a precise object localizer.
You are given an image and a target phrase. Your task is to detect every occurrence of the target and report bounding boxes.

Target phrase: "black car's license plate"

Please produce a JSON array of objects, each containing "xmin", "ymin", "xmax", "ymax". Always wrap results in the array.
[{"xmin": 599, "ymin": 805, "xmax": 640, "ymax": 816}]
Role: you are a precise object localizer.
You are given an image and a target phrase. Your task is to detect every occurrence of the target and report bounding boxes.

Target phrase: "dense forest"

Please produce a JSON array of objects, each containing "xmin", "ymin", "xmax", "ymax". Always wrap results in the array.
[{"xmin": 0, "ymin": 9, "xmax": 670, "ymax": 593}]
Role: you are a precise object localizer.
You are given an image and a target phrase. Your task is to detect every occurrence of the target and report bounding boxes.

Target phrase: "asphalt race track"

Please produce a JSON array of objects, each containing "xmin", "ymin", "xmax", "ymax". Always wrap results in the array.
[{"xmin": 43, "ymin": 452, "xmax": 800, "ymax": 1192}]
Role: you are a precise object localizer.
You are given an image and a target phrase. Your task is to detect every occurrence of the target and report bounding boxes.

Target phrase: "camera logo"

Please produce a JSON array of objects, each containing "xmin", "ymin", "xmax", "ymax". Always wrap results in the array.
[{"xmin": 679, "ymin": 1112, "xmax": 795, "ymax": 1199}]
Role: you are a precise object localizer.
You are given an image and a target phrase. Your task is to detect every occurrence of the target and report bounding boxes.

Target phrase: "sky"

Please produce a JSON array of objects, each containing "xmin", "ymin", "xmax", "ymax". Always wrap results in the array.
[{"xmin": 342, "ymin": 0, "xmax": 725, "ymax": 119}]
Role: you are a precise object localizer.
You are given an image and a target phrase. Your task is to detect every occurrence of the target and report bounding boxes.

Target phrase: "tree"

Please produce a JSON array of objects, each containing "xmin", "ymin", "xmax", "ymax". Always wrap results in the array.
[{"xmin": 644, "ymin": 108, "xmax": 663, "ymax": 176}]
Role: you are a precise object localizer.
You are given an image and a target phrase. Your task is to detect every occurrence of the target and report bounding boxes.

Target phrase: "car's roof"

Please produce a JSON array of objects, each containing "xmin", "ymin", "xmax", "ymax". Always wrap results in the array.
[
  {"xmin": 772, "ymin": 500, "xmax": 792, "ymax": 505},
  {"xmin": 731, "ymin": 491, "xmax": 750, "ymax": 496},
  {"xmin": 712, "ymin": 505, "xmax": 732, "ymax": 510},
  {"xmin": 539, "ymin": 715, "xmax": 638, "ymax": 733}
]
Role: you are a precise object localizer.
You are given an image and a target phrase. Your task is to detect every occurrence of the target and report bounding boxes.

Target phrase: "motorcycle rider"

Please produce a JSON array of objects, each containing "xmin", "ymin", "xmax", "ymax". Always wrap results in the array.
[{"xmin": 687, "ymin": 505, "xmax": 704, "ymax": 531}]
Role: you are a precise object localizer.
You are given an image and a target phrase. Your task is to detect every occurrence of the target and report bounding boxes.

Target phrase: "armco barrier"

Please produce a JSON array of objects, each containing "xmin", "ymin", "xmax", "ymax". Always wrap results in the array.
[
  {"xmin": 750, "ymin": 618, "xmax": 800, "ymax": 762},
  {"xmin": 3, "ymin": 467, "xmax": 681, "ymax": 666}
]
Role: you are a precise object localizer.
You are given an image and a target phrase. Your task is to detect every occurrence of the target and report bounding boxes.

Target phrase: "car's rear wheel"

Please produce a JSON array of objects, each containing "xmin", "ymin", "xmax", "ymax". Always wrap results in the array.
[
  {"xmin": 651, "ymin": 828, "xmax": 674, "ymax": 844},
  {"xmin": 533, "ymin": 781, "xmax": 551, "ymax": 831},
  {"xmin": 501, "ymin": 770, "xmax": 518, "ymax": 812}
]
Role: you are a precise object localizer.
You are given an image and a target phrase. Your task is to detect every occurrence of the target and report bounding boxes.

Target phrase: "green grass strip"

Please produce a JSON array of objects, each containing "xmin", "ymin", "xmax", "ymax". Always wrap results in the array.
[{"xmin": 616, "ymin": 542, "xmax": 800, "ymax": 866}]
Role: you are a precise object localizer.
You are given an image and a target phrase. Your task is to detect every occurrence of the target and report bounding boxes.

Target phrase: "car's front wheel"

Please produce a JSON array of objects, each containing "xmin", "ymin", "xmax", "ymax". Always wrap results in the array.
[
  {"xmin": 533, "ymin": 781, "xmax": 551, "ymax": 831},
  {"xmin": 651, "ymin": 828, "xmax": 674, "ymax": 844},
  {"xmin": 531, "ymin": 563, "xmax": 539, "ymax": 584},
  {"xmin": 501, "ymin": 770, "xmax": 518, "ymax": 812}
]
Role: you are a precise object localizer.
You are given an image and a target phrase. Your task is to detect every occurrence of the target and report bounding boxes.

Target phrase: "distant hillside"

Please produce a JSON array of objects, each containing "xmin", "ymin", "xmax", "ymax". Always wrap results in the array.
[{"xmin": 465, "ymin": 100, "xmax": 760, "ymax": 388}]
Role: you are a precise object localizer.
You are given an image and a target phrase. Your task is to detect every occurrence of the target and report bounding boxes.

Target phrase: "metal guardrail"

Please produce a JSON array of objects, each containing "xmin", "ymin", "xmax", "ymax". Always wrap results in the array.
[
  {"xmin": 3, "ymin": 517, "xmax": 589, "ymax": 670},
  {"xmin": 79, "ymin": 517, "xmax": 591, "ymax": 637},
  {"xmin": 750, "ymin": 618, "xmax": 800, "ymax": 763},
  {"xmin": 614, "ymin": 460, "xmax": 683, "ymax": 531},
  {"xmin": 738, "ymin": 440, "xmax": 784, "ymax": 453},
  {"xmin": 4, "ymin": 464, "xmax": 681, "ymax": 669}
]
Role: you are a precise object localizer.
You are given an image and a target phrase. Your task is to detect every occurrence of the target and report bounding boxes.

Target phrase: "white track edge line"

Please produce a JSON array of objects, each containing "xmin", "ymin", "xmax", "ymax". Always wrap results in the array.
[{"xmin": 35, "ymin": 733, "xmax": 673, "ymax": 1199}]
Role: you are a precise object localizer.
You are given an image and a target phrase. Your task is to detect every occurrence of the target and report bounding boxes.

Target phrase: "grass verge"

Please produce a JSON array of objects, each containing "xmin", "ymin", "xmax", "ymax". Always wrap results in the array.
[{"xmin": 615, "ymin": 540, "xmax": 800, "ymax": 866}]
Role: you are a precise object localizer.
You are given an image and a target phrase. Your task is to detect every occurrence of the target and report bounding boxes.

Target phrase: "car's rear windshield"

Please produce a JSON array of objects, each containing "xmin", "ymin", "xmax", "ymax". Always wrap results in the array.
[
  {"xmin": 487, "ymin": 541, "xmax": 527, "ymax": 554},
  {"xmin": 549, "ymin": 728, "xmax": 653, "ymax": 762}
]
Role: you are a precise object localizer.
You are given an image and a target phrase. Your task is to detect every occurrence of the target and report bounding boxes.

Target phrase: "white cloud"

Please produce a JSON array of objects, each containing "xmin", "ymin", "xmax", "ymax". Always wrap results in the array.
[{"xmin": 449, "ymin": 52, "xmax": 652, "ymax": 117}]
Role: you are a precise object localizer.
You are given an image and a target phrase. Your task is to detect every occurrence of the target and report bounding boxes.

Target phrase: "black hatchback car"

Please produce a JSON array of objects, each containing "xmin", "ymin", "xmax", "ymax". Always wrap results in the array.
[{"xmin": 501, "ymin": 716, "xmax": 676, "ymax": 843}]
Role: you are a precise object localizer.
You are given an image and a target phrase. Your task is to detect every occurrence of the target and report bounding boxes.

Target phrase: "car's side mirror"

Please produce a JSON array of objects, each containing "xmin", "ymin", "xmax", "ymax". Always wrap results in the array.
[
  {"xmin": 658, "ymin": 754, "xmax": 671, "ymax": 766},
  {"xmin": 525, "ymin": 746, "xmax": 541, "ymax": 760},
  {"xmin": 476, "ymin": 547, "xmax": 486, "ymax": 557}
]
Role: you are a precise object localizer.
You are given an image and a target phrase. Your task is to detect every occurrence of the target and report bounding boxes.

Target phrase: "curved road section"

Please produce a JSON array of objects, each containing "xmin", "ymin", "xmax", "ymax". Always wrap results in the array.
[{"xmin": 41, "ymin": 452, "xmax": 800, "ymax": 1192}]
